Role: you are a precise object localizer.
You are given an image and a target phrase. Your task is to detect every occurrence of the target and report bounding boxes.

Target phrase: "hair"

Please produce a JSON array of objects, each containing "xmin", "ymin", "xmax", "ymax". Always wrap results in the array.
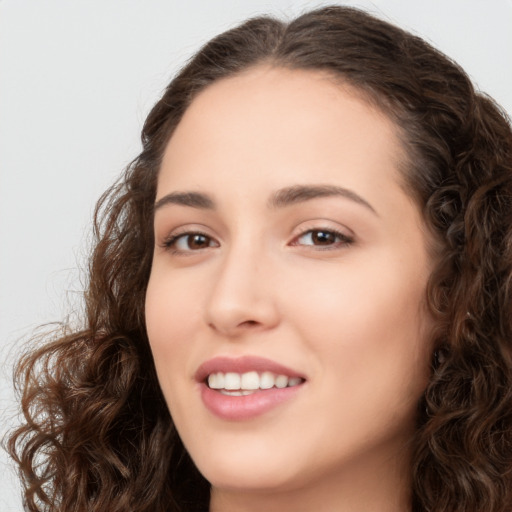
[{"xmin": 6, "ymin": 5, "xmax": 512, "ymax": 512}]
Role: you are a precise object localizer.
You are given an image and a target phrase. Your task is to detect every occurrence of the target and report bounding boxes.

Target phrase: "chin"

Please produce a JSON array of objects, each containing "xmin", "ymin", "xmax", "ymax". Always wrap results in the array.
[{"xmin": 193, "ymin": 449, "xmax": 305, "ymax": 493}]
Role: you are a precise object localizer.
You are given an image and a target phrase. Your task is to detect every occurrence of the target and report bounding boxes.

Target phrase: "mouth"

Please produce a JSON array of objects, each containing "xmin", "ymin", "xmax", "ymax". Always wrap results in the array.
[{"xmin": 196, "ymin": 356, "xmax": 306, "ymax": 420}]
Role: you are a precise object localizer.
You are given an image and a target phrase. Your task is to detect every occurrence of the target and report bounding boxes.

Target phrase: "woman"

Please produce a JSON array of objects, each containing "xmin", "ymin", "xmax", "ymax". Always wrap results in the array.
[{"xmin": 8, "ymin": 5, "xmax": 512, "ymax": 512}]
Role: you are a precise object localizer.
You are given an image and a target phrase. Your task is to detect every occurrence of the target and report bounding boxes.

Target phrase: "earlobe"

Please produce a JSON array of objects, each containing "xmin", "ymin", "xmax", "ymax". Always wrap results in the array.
[{"xmin": 432, "ymin": 347, "xmax": 448, "ymax": 370}]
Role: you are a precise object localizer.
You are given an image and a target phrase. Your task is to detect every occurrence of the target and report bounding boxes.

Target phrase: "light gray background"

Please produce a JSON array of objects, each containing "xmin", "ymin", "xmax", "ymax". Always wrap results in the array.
[{"xmin": 1, "ymin": 1, "xmax": 511, "ymax": 510}]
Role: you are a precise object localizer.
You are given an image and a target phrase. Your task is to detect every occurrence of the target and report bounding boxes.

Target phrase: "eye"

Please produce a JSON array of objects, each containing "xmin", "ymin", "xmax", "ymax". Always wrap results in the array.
[
  {"xmin": 293, "ymin": 229, "xmax": 353, "ymax": 248},
  {"xmin": 163, "ymin": 232, "xmax": 218, "ymax": 253}
]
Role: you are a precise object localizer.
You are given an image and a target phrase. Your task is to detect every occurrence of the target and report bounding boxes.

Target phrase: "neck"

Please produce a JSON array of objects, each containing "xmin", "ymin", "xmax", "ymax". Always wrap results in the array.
[{"xmin": 209, "ymin": 444, "xmax": 412, "ymax": 512}]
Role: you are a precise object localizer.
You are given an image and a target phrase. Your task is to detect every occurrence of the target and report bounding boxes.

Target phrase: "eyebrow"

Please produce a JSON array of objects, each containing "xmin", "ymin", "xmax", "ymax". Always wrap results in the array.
[
  {"xmin": 154, "ymin": 191, "xmax": 215, "ymax": 211},
  {"xmin": 269, "ymin": 185, "xmax": 378, "ymax": 215},
  {"xmin": 154, "ymin": 184, "xmax": 377, "ymax": 215}
]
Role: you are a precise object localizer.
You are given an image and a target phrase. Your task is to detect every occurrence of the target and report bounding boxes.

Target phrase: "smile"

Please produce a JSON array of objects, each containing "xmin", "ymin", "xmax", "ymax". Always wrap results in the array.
[{"xmin": 196, "ymin": 356, "xmax": 306, "ymax": 420}]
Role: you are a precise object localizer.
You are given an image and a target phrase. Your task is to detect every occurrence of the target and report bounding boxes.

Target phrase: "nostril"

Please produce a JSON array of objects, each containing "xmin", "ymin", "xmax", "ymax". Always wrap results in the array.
[{"xmin": 240, "ymin": 320, "xmax": 259, "ymax": 327}]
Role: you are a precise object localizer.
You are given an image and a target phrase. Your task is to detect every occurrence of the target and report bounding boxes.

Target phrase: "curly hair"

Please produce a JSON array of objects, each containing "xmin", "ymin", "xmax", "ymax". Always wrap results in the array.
[{"xmin": 7, "ymin": 6, "xmax": 512, "ymax": 512}]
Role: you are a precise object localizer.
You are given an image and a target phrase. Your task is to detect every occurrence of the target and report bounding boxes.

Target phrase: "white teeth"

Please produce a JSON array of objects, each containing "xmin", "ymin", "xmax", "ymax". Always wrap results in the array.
[
  {"xmin": 275, "ymin": 375, "xmax": 288, "ymax": 388},
  {"xmin": 260, "ymin": 371, "xmax": 275, "ymax": 389},
  {"xmin": 240, "ymin": 371, "xmax": 259, "ymax": 390},
  {"xmin": 207, "ymin": 372, "xmax": 225, "ymax": 389},
  {"xmin": 207, "ymin": 371, "xmax": 303, "ymax": 392},
  {"xmin": 224, "ymin": 372, "xmax": 241, "ymax": 390},
  {"xmin": 216, "ymin": 372, "xmax": 225, "ymax": 388},
  {"xmin": 207, "ymin": 373, "xmax": 217, "ymax": 389}
]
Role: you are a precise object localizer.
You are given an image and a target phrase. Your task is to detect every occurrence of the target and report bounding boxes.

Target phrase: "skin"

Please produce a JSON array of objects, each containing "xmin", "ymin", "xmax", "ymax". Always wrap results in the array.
[{"xmin": 145, "ymin": 66, "xmax": 434, "ymax": 512}]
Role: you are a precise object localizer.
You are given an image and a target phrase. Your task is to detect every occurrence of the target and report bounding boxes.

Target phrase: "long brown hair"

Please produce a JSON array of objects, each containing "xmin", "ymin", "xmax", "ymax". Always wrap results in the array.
[{"xmin": 7, "ymin": 6, "xmax": 512, "ymax": 512}]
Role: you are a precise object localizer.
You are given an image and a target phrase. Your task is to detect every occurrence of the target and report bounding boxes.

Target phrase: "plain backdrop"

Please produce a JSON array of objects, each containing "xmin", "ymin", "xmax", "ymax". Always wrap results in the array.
[{"xmin": 1, "ymin": 1, "xmax": 511, "ymax": 510}]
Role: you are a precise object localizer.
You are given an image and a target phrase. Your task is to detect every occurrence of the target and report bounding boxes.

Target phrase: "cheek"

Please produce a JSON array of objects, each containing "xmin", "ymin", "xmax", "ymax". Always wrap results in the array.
[
  {"xmin": 284, "ymin": 253, "xmax": 425, "ymax": 334},
  {"xmin": 146, "ymin": 264, "xmax": 202, "ymax": 336},
  {"xmin": 145, "ymin": 270, "xmax": 202, "ymax": 387},
  {"xmin": 281, "ymin": 254, "xmax": 431, "ymax": 391}
]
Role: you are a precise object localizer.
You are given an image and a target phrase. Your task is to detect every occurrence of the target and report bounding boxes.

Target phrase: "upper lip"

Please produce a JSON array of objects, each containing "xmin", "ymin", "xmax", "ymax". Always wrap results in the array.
[{"xmin": 195, "ymin": 355, "xmax": 306, "ymax": 383}]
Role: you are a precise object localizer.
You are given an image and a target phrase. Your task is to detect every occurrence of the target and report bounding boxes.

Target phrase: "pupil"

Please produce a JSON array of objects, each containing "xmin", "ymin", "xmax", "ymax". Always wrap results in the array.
[
  {"xmin": 189, "ymin": 234, "xmax": 208, "ymax": 249},
  {"xmin": 313, "ymin": 231, "xmax": 335, "ymax": 245}
]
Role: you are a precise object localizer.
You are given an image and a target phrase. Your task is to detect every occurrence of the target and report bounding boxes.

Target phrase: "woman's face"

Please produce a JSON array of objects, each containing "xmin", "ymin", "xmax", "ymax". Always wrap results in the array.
[{"xmin": 146, "ymin": 66, "xmax": 433, "ymax": 498}]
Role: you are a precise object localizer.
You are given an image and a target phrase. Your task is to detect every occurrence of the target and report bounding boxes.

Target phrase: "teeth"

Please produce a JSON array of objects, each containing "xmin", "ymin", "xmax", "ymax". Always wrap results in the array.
[
  {"xmin": 224, "ymin": 372, "xmax": 241, "ymax": 390},
  {"xmin": 260, "ymin": 371, "xmax": 275, "ymax": 389},
  {"xmin": 275, "ymin": 375, "xmax": 288, "ymax": 388},
  {"xmin": 215, "ymin": 372, "xmax": 225, "ymax": 389},
  {"xmin": 240, "ymin": 371, "xmax": 259, "ymax": 390},
  {"xmin": 207, "ymin": 371, "xmax": 303, "ymax": 391}
]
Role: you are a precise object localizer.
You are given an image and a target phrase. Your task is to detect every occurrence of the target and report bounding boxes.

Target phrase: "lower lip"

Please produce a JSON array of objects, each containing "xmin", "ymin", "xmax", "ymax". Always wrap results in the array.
[{"xmin": 199, "ymin": 383, "xmax": 303, "ymax": 421}]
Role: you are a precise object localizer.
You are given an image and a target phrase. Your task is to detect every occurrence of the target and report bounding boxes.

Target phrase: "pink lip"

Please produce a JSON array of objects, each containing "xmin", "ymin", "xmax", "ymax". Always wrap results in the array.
[{"xmin": 195, "ymin": 356, "xmax": 306, "ymax": 421}]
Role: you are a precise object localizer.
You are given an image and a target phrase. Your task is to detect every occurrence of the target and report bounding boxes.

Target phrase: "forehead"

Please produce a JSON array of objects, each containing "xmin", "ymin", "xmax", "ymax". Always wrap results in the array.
[{"xmin": 158, "ymin": 65, "xmax": 406, "ymax": 206}]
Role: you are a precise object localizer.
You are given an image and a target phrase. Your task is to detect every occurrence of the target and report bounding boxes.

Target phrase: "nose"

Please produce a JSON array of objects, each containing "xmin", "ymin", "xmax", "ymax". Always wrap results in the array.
[{"xmin": 203, "ymin": 242, "xmax": 280, "ymax": 337}]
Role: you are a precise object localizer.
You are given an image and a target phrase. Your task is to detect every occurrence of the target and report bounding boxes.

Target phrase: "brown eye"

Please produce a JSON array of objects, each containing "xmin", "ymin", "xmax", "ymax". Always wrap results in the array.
[
  {"xmin": 187, "ymin": 234, "xmax": 211, "ymax": 249},
  {"xmin": 311, "ymin": 231, "xmax": 337, "ymax": 245},
  {"xmin": 165, "ymin": 232, "xmax": 217, "ymax": 252},
  {"xmin": 295, "ymin": 229, "xmax": 353, "ymax": 248}
]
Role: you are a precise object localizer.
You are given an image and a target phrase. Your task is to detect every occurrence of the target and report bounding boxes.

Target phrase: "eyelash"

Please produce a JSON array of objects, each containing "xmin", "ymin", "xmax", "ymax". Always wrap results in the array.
[
  {"xmin": 162, "ymin": 227, "xmax": 353, "ymax": 254},
  {"xmin": 291, "ymin": 228, "xmax": 354, "ymax": 250},
  {"xmin": 162, "ymin": 231, "xmax": 217, "ymax": 254}
]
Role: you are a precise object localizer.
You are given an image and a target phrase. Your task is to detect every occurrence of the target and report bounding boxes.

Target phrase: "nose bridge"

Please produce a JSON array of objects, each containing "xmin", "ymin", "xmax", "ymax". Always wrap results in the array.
[{"xmin": 204, "ymin": 232, "xmax": 278, "ymax": 335}]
